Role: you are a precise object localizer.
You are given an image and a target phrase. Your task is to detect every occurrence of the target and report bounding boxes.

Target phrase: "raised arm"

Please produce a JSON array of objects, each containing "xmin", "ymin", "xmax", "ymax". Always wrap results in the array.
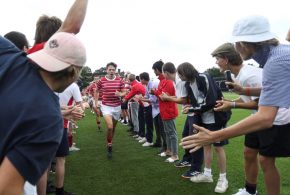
[{"xmin": 58, "ymin": 0, "xmax": 89, "ymax": 34}]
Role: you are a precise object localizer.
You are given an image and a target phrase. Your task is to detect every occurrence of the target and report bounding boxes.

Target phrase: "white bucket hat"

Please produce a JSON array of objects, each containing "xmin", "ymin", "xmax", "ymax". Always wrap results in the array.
[
  {"xmin": 231, "ymin": 15, "xmax": 277, "ymax": 43},
  {"xmin": 28, "ymin": 32, "xmax": 86, "ymax": 72}
]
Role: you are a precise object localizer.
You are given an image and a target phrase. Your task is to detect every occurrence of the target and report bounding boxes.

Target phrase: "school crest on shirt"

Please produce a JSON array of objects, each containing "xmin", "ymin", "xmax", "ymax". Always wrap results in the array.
[{"xmin": 49, "ymin": 39, "xmax": 59, "ymax": 48}]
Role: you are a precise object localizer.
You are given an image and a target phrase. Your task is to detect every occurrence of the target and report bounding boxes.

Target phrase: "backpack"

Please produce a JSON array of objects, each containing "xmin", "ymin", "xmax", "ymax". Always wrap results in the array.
[{"xmin": 184, "ymin": 73, "xmax": 231, "ymax": 127}]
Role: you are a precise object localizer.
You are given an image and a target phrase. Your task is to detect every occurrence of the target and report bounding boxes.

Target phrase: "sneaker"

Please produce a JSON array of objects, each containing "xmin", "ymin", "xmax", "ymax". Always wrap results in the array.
[
  {"xmin": 181, "ymin": 171, "xmax": 200, "ymax": 179},
  {"xmin": 107, "ymin": 146, "xmax": 112, "ymax": 159},
  {"xmin": 190, "ymin": 173, "xmax": 213, "ymax": 183},
  {"xmin": 136, "ymin": 136, "xmax": 143, "ymax": 141},
  {"xmin": 132, "ymin": 134, "xmax": 139, "ymax": 138},
  {"xmin": 138, "ymin": 137, "xmax": 147, "ymax": 143},
  {"xmin": 142, "ymin": 142, "xmax": 153, "ymax": 147},
  {"xmin": 69, "ymin": 145, "xmax": 80, "ymax": 152},
  {"xmin": 215, "ymin": 178, "xmax": 228, "ymax": 193},
  {"xmin": 158, "ymin": 152, "xmax": 167, "ymax": 157},
  {"xmin": 174, "ymin": 160, "xmax": 191, "ymax": 168},
  {"xmin": 165, "ymin": 157, "xmax": 179, "ymax": 163},
  {"xmin": 233, "ymin": 188, "xmax": 258, "ymax": 195},
  {"xmin": 63, "ymin": 191, "xmax": 77, "ymax": 195}
]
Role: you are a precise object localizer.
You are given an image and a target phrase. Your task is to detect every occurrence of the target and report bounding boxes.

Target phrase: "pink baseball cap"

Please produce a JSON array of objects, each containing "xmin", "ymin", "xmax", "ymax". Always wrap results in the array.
[{"xmin": 28, "ymin": 32, "xmax": 86, "ymax": 72}]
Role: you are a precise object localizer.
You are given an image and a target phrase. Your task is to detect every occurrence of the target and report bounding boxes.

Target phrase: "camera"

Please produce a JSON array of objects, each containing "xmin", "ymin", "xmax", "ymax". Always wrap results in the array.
[{"xmin": 224, "ymin": 70, "xmax": 234, "ymax": 89}]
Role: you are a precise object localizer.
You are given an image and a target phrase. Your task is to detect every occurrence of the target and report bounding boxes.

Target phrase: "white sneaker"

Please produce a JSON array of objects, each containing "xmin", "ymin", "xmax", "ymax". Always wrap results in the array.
[
  {"xmin": 136, "ymin": 136, "xmax": 143, "ymax": 141},
  {"xmin": 69, "ymin": 145, "xmax": 80, "ymax": 152},
  {"xmin": 165, "ymin": 157, "xmax": 179, "ymax": 163},
  {"xmin": 214, "ymin": 178, "xmax": 228, "ymax": 193},
  {"xmin": 158, "ymin": 152, "xmax": 167, "ymax": 157},
  {"xmin": 138, "ymin": 137, "xmax": 147, "ymax": 143},
  {"xmin": 233, "ymin": 188, "xmax": 258, "ymax": 195},
  {"xmin": 190, "ymin": 173, "xmax": 213, "ymax": 183},
  {"xmin": 132, "ymin": 134, "xmax": 139, "ymax": 138},
  {"xmin": 142, "ymin": 142, "xmax": 153, "ymax": 147}
]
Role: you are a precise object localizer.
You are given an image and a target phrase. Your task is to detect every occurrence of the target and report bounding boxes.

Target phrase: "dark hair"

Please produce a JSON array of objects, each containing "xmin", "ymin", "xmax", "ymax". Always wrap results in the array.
[
  {"xmin": 128, "ymin": 74, "xmax": 136, "ymax": 82},
  {"xmin": 177, "ymin": 62, "xmax": 199, "ymax": 82},
  {"xmin": 34, "ymin": 15, "xmax": 62, "ymax": 44},
  {"xmin": 106, "ymin": 62, "xmax": 117, "ymax": 69},
  {"xmin": 139, "ymin": 72, "xmax": 150, "ymax": 81},
  {"xmin": 4, "ymin": 31, "xmax": 29, "ymax": 50},
  {"xmin": 152, "ymin": 60, "xmax": 164, "ymax": 72},
  {"xmin": 136, "ymin": 75, "xmax": 140, "ymax": 82},
  {"xmin": 162, "ymin": 62, "xmax": 176, "ymax": 74}
]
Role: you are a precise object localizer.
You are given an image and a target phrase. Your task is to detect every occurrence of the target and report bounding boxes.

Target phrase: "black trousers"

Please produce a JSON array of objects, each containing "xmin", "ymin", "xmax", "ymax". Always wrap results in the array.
[{"xmin": 153, "ymin": 113, "xmax": 167, "ymax": 150}]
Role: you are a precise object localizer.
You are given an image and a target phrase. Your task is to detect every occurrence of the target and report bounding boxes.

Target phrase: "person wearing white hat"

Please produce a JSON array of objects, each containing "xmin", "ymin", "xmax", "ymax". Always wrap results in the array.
[{"xmin": 181, "ymin": 15, "xmax": 290, "ymax": 195}]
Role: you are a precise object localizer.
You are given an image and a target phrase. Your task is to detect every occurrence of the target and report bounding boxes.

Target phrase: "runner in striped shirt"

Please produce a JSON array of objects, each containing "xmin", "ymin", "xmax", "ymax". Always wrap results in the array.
[
  {"xmin": 94, "ymin": 62, "xmax": 126, "ymax": 158},
  {"xmin": 89, "ymin": 76, "xmax": 102, "ymax": 131}
]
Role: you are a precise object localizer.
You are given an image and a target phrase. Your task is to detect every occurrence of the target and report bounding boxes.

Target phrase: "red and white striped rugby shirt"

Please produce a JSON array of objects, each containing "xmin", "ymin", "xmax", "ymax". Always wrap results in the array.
[{"xmin": 96, "ymin": 76, "xmax": 125, "ymax": 107}]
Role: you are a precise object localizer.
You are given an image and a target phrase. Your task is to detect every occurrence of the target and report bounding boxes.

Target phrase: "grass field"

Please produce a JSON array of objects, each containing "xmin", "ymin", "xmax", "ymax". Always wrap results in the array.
[{"xmin": 60, "ymin": 92, "xmax": 290, "ymax": 195}]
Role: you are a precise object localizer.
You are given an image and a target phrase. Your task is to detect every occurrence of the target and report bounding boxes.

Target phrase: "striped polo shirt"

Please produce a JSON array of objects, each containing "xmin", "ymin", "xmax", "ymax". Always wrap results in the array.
[
  {"xmin": 253, "ymin": 44, "xmax": 290, "ymax": 108},
  {"xmin": 97, "ymin": 75, "xmax": 124, "ymax": 107}
]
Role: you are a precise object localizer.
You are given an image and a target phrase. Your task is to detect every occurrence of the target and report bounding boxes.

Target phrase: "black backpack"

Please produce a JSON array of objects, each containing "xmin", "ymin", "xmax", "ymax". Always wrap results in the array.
[{"xmin": 184, "ymin": 73, "xmax": 231, "ymax": 127}]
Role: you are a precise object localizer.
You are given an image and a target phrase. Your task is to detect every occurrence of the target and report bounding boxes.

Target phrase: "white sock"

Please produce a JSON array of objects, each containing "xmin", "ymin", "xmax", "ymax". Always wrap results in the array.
[
  {"xmin": 204, "ymin": 168, "xmax": 212, "ymax": 177},
  {"xmin": 219, "ymin": 173, "xmax": 227, "ymax": 181}
]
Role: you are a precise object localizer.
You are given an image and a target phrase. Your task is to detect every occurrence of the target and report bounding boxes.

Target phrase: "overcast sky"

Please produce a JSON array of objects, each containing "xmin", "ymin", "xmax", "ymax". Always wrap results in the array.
[{"xmin": 1, "ymin": 0, "xmax": 290, "ymax": 74}]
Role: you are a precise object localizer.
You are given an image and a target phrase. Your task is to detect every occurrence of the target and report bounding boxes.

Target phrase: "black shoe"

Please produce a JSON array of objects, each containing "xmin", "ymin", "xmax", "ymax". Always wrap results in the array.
[
  {"xmin": 97, "ymin": 126, "xmax": 101, "ymax": 132},
  {"xmin": 152, "ymin": 143, "xmax": 161, "ymax": 147},
  {"xmin": 63, "ymin": 191, "xmax": 77, "ymax": 195},
  {"xmin": 46, "ymin": 182, "xmax": 56, "ymax": 193},
  {"xmin": 181, "ymin": 171, "xmax": 200, "ymax": 179},
  {"xmin": 107, "ymin": 146, "xmax": 112, "ymax": 159},
  {"xmin": 174, "ymin": 160, "xmax": 191, "ymax": 168}
]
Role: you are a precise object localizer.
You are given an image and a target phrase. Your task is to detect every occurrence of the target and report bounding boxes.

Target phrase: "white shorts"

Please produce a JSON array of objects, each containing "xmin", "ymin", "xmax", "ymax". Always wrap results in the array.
[{"xmin": 100, "ymin": 104, "xmax": 121, "ymax": 120}]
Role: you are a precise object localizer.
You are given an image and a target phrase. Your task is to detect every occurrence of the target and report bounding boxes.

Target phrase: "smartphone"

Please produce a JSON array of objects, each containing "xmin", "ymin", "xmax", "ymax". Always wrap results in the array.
[{"xmin": 224, "ymin": 70, "xmax": 234, "ymax": 89}]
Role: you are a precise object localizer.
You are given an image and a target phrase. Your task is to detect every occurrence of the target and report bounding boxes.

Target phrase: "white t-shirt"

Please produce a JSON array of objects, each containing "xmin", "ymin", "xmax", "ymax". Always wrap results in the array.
[
  {"xmin": 175, "ymin": 74, "xmax": 186, "ymax": 98},
  {"xmin": 235, "ymin": 65, "xmax": 262, "ymax": 104},
  {"xmin": 56, "ymin": 83, "xmax": 82, "ymax": 106}
]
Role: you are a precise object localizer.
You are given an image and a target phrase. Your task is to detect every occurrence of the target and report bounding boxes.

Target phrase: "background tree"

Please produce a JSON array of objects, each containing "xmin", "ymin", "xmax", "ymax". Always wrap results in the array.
[
  {"xmin": 79, "ymin": 66, "xmax": 93, "ymax": 90},
  {"xmin": 204, "ymin": 67, "xmax": 224, "ymax": 78}
]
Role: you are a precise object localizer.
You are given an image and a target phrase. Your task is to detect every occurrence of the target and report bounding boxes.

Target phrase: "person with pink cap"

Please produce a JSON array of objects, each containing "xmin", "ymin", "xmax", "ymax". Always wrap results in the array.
[
  {"xmin": 27, "ymin": 1, "xmax": 88, "ymax": 195},
  {"xmin": 0, "ymin": 31, "xmax": 86, "ymax": 195}
]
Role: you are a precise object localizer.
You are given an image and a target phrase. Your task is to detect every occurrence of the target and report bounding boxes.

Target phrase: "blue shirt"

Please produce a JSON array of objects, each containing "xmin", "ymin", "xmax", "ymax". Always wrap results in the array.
[
  {"xmin": 0, "ymin": 36, "xmax": 63, "ymax": 184},
  {"xmin": 253, "ymin": 44, "xmax": 290, "ymax": 108},
  {"xmin": 146, "ymin": 80, "xmax": 160, "ymax": 118}
]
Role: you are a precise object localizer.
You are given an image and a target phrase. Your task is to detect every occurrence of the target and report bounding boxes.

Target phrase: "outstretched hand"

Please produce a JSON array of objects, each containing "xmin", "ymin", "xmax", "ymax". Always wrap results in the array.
[
  {"xmin": 61, "ymin": 105, "xmax": 85, "ymax": 121},
  {"xmin": 180, "ymin": 124, "xmax": 216, "ymax": 153},
  {"xmin": 214, "ymin": 100, "xmax": 232, "ymax": 112},
  {"xmin": 225, "ymin": 82, "xmax": 243, "ymax": 95}
]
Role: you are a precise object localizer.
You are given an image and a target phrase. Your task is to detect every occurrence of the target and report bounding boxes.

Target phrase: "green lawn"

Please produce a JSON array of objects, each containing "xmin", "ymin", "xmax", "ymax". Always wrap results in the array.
[{"xmin": 61, "ymin": 92, "xmax": 290, "ymax": 195}]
